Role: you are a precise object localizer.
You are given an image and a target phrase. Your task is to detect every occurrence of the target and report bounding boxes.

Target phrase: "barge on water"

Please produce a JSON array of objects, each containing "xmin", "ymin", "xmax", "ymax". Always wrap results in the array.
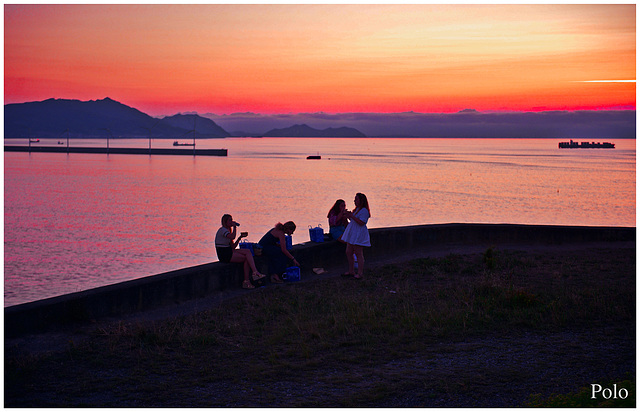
[{"xmin": 559, "ymin": 140, "xmax": 615, "ymax": 149}]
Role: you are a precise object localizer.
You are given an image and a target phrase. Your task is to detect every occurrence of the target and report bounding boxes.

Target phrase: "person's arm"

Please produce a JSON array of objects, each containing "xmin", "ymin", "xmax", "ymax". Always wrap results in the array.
[
  {"xmin": 231, "ymin": 232, "xmax": 247, "ymax": 249},
  {"xmin": 278, "ymin": 232, "xmax": 299, "ymax": 266},
  {"xmin": 226, "ymin": 225, "xmax": 246, "ymax": 249},
  {"xmin": 340, "ymin": 209, "xmax": 350, "ymax": 225},
  {"xmin": 347, "ymin": 209, "xmax": 368, "ymax": 226}
]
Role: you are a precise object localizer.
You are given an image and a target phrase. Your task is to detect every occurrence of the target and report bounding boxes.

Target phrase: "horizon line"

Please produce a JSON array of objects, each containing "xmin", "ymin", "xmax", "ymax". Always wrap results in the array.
[{"xmin": 4, "ymin": 97, "xmax": 636, "ymax": 117}]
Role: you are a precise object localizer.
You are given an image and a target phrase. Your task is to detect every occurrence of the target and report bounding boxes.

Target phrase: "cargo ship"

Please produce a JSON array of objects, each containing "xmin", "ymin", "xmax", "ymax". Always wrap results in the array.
[{"xmin": 558, "ymin": 140, "xmax": 615, "ymax": 149}]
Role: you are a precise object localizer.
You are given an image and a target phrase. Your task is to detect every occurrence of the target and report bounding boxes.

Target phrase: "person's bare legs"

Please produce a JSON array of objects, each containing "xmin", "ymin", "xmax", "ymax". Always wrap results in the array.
[
  {"xmin": 230, "ymin": 251, "xmax": 251, "ymax": 283},
  {"xmin": 231, "ymin": 249, "xmax": 264, "ymax": 279},
  {"xmin": 353, "ymin": 245, "xmax": 365, "ymax": 279},
  {"xmin": 244, "ymin": 259, "xmax": 252, "ymax": 281},
  {"xmin": 345, "ymin": 243, "xmax": 355, "ymax": 275}
]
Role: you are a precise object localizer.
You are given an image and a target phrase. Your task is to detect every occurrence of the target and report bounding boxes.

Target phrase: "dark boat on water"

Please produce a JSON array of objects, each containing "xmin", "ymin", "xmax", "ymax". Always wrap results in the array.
[
  {"xmin": 559, "ymin": 140, "xmax": 615, "ymax": 149},
  {"xmin": 306, "ymin": 155, "xmax": 321, "ymax": 160},
  {"xmin": 173, "ymin": 141, "xmax": 195, "ymax": 147}
]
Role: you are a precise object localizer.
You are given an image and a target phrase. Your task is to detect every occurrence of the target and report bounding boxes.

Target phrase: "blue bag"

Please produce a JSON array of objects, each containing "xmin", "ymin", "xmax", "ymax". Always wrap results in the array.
[
  {"xmin": 277, "ymin": 235, "xmax": 293, "ymax": 250},
  {"xmin": 309, "ymin": 224, "xmax": 324, "ymax": 242},
  {"xmin": 239, "ymin": 241, "xmax": 255, "ymax": 256},
  {"xmin": 282, "ymin": 266, "xmax": 300, "ymax": 282}
]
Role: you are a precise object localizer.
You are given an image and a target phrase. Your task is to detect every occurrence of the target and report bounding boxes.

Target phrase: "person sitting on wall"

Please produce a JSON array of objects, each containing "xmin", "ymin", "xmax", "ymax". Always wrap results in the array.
[
  {"xmin": 327, "ymin": 199, "xmax": 349, "ymax": 241},
  {"xmin": 258, "ymin": 221, "xmax": 299, "ymax": 284},
  {"xmin": 215, "ymin": 214, "xmax": 266, "ymax": 289}
]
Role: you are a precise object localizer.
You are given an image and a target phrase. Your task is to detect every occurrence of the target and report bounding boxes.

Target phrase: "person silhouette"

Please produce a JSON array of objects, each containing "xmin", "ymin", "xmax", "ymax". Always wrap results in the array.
[
  {"xmin": 340, "ymin": 193, "xmax": 371, "ymax": 279},
  {"xmin": 258, "ymin": 221, "xmax": 299, "ymax": 283},
  {"xmin": 215, "ymin": 214, "xmax": 265, "ymax": 289}
]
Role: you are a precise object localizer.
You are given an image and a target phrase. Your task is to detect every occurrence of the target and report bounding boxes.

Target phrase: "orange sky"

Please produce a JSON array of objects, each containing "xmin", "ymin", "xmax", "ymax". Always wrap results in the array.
[{"xmin": 4, "ymin": 4, "xmax": 636, "ymax": 116}]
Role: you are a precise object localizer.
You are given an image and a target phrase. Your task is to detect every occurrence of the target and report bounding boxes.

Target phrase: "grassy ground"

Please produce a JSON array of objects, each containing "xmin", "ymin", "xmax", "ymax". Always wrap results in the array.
[{"xmin": 5, "ymin": 245, "xmax": 635, "ymax": 407}]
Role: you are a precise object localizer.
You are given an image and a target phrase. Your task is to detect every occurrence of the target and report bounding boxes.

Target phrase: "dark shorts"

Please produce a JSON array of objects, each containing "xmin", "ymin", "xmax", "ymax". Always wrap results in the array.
[{"xmin": 216, "ymin": 246, "xmax": 233, "ymax": 263}]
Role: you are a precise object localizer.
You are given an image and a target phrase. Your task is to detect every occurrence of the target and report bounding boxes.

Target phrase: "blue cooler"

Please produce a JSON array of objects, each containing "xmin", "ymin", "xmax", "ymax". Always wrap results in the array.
[{"xmin": 282, "ymin": 266, "xmax": 300, "ymax": 282}]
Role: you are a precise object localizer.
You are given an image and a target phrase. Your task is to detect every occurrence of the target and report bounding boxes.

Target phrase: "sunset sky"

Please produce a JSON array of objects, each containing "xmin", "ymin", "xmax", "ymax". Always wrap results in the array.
[{"xmin": 4, "ymin": 4, "xmax": 636, "ymax": 116}]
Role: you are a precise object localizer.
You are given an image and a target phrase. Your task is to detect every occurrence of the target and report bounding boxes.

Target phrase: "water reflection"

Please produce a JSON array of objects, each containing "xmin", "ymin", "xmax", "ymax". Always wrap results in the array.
[{"xmin": 4, "ymin": 138, "xmax": 635, "ymax": 305}]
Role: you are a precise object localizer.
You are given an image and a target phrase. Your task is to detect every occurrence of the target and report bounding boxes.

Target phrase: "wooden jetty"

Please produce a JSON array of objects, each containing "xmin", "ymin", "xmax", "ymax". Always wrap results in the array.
[{"xmin": 4, "ymin": 145, "xmax": 227, "ymax": 156}]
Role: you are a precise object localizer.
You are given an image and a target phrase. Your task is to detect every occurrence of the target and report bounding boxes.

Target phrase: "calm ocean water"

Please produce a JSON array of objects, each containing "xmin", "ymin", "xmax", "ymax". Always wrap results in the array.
[{"xmin": 4, "ymin": 137, "xmax": 636, "ymax": 306}]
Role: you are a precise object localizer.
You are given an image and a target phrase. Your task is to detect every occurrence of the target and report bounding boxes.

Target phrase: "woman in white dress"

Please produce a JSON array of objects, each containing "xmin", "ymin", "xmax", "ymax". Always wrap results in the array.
[{"xmin": 340, "ymin": 193, "xmax": 371, "ymax": 279}]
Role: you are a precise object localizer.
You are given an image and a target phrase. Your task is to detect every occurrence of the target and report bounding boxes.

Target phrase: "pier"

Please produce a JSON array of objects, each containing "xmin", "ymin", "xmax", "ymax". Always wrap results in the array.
[{"xmin": 4, "ymin": 145, "xmax": 228, "ymax": 156}]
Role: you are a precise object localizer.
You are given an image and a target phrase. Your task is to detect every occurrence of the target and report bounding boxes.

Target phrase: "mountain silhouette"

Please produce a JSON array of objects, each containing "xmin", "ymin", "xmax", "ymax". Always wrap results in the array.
[
  {"xmin": 160, "ymin": 113, "xmax": 230, "ymax": 138},
  {"xmin": 4, "ymin": 97, "xmax": 230, "ymax": 138},
  {"xmin": 204, "ymin": 110, "xmax": 635, "ymax": 138},
  {"xmin": 262, "ymin": 124, "xmax": 366, "ymax": 137}
]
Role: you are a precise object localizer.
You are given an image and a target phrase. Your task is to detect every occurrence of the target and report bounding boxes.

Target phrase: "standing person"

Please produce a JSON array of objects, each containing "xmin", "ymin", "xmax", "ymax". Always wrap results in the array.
[
  {"xmin": 327, "ymin": 199, "xmax": 348, "ymax": 241},
  {"xmin": 215, "ymin": 214, "xmax": 266, "ymax": 289},
  {"xmin": 341, "ymin": 193, "xmax": 371, "ymax": 279},
  {"xmin": 258, "ymin": 221, "xmax": 299, "ymax": 283}
]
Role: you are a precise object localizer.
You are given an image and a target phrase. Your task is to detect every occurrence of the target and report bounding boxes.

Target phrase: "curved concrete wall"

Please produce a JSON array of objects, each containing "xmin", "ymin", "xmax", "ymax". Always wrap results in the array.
[{"xmin": 5, "ymin": 223, "xmax": 634, "ymax": 337}]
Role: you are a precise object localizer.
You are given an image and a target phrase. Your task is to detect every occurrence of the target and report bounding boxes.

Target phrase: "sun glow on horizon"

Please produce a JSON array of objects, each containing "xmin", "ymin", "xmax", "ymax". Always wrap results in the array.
[
  {"xmin": 577, "ymin": 80, "xmax": 636, "ymax": 83},
  {"xmin": 4, "ymin": 4, "xmax": 636, "ymax": 116}
]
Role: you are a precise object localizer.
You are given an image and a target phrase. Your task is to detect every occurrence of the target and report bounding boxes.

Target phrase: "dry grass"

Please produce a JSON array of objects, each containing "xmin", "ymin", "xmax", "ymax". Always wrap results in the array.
[{"xmin": 5, "ymin": 246, "xmax": 635, "ymax": 407}]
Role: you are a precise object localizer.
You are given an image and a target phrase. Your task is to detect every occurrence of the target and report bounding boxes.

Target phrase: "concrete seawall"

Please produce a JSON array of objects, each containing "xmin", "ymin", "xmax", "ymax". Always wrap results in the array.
[{"xmin": 5, "ymin": 223, "xmax": 634, "ymax": 337}]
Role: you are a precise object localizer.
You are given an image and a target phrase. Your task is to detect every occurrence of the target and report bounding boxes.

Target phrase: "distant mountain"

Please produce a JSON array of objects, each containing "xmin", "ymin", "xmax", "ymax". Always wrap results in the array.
[
  {"xmin": 8, "ymin": 98, "xmax": 634, "ymax": 139},
  {"xmin": 160, "ymin": 114, "xmax": 230, "ymax": 138},
  {"xmin": 4, "ymin": 98, "xmax": 230, "ymax": 138},
  {"xmin": 262, "ymin": 124, "xmax": 366, "ymax": 137},
  {"xmin": 205, "ymin": 110, "xmax": 636, "ymax": 138}
]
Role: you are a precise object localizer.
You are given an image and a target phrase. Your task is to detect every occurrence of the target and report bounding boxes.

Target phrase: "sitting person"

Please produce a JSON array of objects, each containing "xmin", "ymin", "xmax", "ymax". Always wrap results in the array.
[
  {"xmin": 258, "ymin": 221, "xmax": 299, "ymax": 283},
  {"xmin": 215, "ymin": 214, "xmax": 265, "ymax": 289},
  {"xmin": 327, "ymin": 199, "xmax": 348, "ymax": 241}
]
